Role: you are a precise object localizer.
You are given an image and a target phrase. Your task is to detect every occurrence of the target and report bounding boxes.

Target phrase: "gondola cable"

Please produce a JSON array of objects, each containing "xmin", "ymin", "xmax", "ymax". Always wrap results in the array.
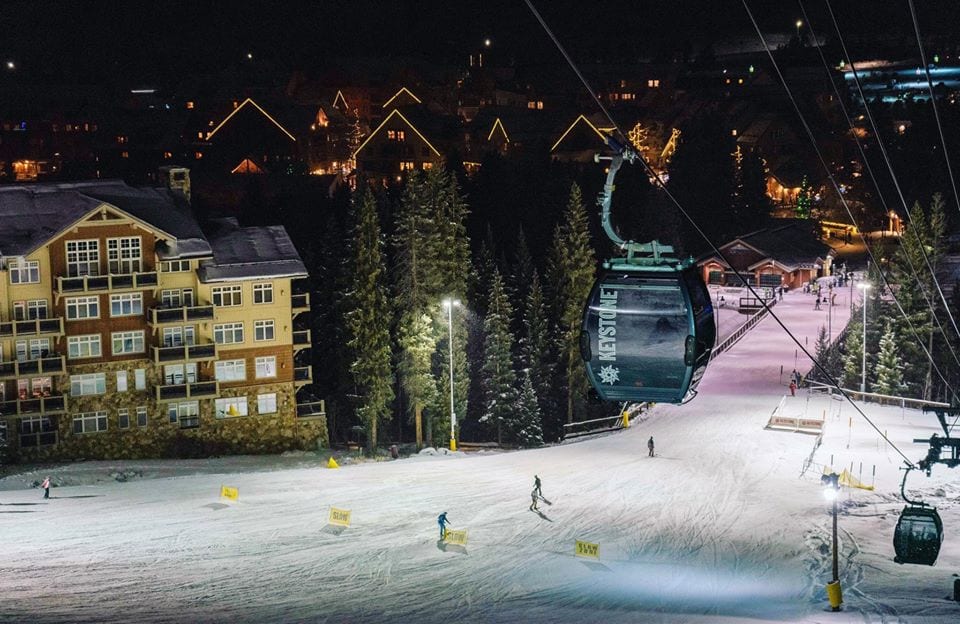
[
  {"xmin": 524, "ymin": 0, "xmax": 918, "ymax": 466},
  {"xmin": 822, "ymin": 0, "xmax": 960, "ymax": 351},
  {"xmin": 795, "ymin": 0, "xmax": 960, "ymax": 404}
]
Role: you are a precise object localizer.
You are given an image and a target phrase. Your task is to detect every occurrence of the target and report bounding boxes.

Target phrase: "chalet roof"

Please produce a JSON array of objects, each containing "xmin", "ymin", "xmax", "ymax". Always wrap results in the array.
[
  {"xmin": 198, "ymin": 218, "xmax": 307, "ymax": 282},
  {"xmin": 727, "ymin": 219, "xmax": 832, "ymax": 268},
  {"xmin": 0, "ymin": 180, "xmax": 210, "ymax": 258}
]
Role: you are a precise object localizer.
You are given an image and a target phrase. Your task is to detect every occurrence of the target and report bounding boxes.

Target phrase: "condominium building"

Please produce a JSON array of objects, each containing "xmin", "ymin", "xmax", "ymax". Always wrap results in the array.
[{"xmin": 0, "ymin": 172, "xmax": 326, "ymax": 461}]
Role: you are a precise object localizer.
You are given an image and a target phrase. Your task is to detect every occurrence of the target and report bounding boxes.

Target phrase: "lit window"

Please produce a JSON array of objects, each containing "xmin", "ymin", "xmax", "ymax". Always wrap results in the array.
[
  {"xmin": 121, "ymin": 151, "xmax": 129, "ymax": 159},
  {"xmin": 215, "ymin": 397, "xmax": 248, "ymax": 418},
  {"xmin": 186, "ymin": 101, "xmax": 195, "ymax": 109},
  {"xmin": 400, "ymin": 161, "xmax": 415, "ymax": 171},
  {"xmin": 70, "ymin": 373, "xmax": 106, "ymax": 396},
  {"xmin": 215, "ymin": 359, "xmax": 246, "ymax": 382},
  {"xmin": 163, "ymin": 151, "xmax": 172, "ymax": 159},
  {"xmin": 258, "ymin": 393, "xmax": 278, "ymax": 414},
  {"xmin": 731, "ymin": 129, "xmax": 738, "ymax": 137},
  {"xmin": 111, "ymin": 330, "xmax": 145, "ymax": 355},
  {"xmin": 422, "ymin": 162, "xmax": 433, "ymax": 170},
  {"xmin": 255, "ymin": 356, "xmax": 277, "ymax": 379},
  {"xmin": 195, "ymin": 151, "xmax": 203, "ymax": 159}
]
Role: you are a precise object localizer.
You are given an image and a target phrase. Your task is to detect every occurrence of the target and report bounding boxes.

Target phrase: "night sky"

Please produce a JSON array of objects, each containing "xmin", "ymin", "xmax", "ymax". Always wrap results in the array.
[{"xmin": 4, "ymin": 1, "xmax": 960, "ymax": 88}]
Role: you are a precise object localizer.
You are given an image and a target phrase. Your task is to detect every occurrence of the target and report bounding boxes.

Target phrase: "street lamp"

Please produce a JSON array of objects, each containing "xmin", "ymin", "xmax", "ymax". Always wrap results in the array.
[
  {"xmin": 857, "ymin": 283, "xmax": 871, "ymax": 393},
  {"xmin": 442, "ymin": 298, "xmax": 461, "ymax": 451},
  {"xmin": 821, "ymin": 472, "xmax": 843, "ymax": 611},
  {"xmin": 795, "ymin": 19, "xmax": 803, "ymax": 39}
]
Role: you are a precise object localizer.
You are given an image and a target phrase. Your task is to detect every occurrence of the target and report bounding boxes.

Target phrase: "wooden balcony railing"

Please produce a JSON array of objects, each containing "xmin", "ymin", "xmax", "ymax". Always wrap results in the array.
[
  {"xmin": 148, "ymin": 304, "xmax": 215, "ymax": 325},
  {"xmin": 55, "ymin": 271, "xmax": 158, "ymax": 294},
  {"xmin": 0, "ymin": 317, "xmax": 64, "ymax": 338},
  {"xmin": 0, "ymin": 356, "xmax": 66, "ymax": 380},
  {"xmin": 291, "ymin": 293, "xmax": 310, "ymax": 313},
  {"xmin": 0, "ymin": 393, "xmax": 67, "ymax": 417},
  {"xmin": 296, "ymin": 399, "xmax": 326, "ymax": 419},
  {"xmin": 155, "ymin": 381, "xmax": 219, "ymax": 401},
  {"xmin": 293, "ymin": 329, "xmax": 311, "ymax": 348},
  {"xmin": 151, "ymin": 343, "xmax": 217, "ymax": 364},
  {"xmin": 294, "ymin": 366, "xmax": 313, "ymax": 386}
]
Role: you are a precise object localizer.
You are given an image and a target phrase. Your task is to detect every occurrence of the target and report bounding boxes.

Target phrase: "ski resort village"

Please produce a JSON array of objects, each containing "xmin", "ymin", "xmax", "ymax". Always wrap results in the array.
[{"xmin": 1, "ymin": 2, "xmax": 960, "ymax": 622}]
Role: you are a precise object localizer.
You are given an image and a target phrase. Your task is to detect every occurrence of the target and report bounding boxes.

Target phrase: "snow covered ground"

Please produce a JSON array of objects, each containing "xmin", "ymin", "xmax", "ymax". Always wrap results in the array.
[{"xmin": 1, "ymin": 288, "xmax": 958, "ymax": 623}]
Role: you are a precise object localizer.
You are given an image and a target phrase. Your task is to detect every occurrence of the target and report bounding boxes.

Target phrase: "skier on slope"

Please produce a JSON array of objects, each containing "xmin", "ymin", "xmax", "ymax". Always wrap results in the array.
[
  {"xmin": 41, "ymin": 476, "xmax": 50, "ymax": 499},
  {"xmin": 529, "ymin": 488, "xmax": 539, "ymax": 512},
  {"xmin": 647, "ymin": 436, "xmax": 655, "ymax": 457},
  {"xmin": 533, "ymin": 475, "xmax": 542, "ymax": 498},
  {"xmin": 437, "ymin": 512, "xmax": 450, "ymax": 539}
]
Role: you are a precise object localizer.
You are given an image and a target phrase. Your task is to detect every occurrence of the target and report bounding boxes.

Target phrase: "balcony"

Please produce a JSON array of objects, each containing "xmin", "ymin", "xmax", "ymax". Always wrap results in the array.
[
  {"xmin": 0, "ymin": 393, "xmax": 67, "ymax": 417},
  {"xmin": 0, "ymin": 356, "xmax": 66, "ymax": 380},
  {"xmin": 151, "ymin": 342, "xmax": 217, "ymax": 364},
  {"xmin": 293, "ymin": 329, "xmax": 311, "ymax": 349},
  {"xmin": 296, "ymin": 398, "xmax": 326, "ymax": 419},
  {"xmin": 155, "ymin": 381, "xmax": 219, "ymax": 402},
  {"xmin": 0, "ymin": 317, "xmax": 65, "ymax": 338},
  {"xmin": 148, "ymin": 304, "xmax": 215, "ymax": 326},
  {"xmin": 291, "ymin": 293, "xmax": 310, "ymax": 314},
  {"xmin": 294, "ymin": 366, "xmax": 313, "ymax": 387},
  {"xmin": 55, "ymin": 271, "xmax": 159, "ymax": 295}
]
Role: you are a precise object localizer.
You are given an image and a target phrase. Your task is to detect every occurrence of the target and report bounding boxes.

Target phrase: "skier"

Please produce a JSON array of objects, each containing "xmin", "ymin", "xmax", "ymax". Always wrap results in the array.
[
  {"xmin": 529, "ymin": 488, "xmax": 539, "ymax": 512},
  {"xmin": 437, "ymin": 512, "xmax": 450, "ymax": 539},
  {"xmin": 647, "ymin": 436, "xmax": 655, "ymax": 457},
  {"xmin": 789, "ymin": 380, "xmax": 797, "ymax": 397},
  {"xmin": 533, "ymin": 475, "xmax": 542, "ymax": 498},
  {"xmin": 814, "ymin": 297, "xmax": 821, "ymax": 310},
  {"xmin": 41, "ymin": 476, "xmax": 50, "ymax": 499}
]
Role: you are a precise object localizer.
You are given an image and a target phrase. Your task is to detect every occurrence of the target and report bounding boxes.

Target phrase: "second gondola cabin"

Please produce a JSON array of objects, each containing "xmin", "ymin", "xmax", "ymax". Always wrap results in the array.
[{"xmin": 580, "ymin": 261, "xmax": 715, "ymax": 404}]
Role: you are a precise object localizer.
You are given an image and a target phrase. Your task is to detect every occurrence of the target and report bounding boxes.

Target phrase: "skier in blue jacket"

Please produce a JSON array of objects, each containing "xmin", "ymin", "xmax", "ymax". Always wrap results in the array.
[{"xmin": 438, "ymin": 512, "xmax": 450, "ymax": 539}]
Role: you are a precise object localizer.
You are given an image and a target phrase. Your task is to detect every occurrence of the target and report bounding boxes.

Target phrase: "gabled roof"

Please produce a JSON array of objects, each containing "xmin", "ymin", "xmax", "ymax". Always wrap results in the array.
[
  {"xmin": 713, "ymin": 219, "xmax": 832, "ymax": 269},
  {"xmin": 231, "ymin": 158, "xmax": 265, "ymax": 174},
  {"xmin": 206, "ymin": 98, "xmax": 297, "ymax": 143},
  {"xmin": 332, "ymin": 89, "xmax": 349, "ymax": 111},
  {"xmin": 352, "ymin": 108, "xmax": 442, "ymax": 159},
  {"xmin": 0, "ymin": 181, "xmax": 210, "ymax": 258},
  {"xmin": 487, "ymin": 118, "xmax": 509, "ymax": 143},
  {"xmin": 382, "ymin": 87, "xmax": 422, "ymax": 108},
  {"xmin": 550, "ymin": 114, "xmax": 615, "ymax": 152},
  {"xmin": 199, "ymin": 218, "xmax": 307, "ymax": 282}
]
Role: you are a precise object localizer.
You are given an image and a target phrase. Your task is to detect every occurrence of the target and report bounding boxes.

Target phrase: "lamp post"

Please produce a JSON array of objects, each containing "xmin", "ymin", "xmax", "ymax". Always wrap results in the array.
[
  {"xmin": 796, "ymin": 19, "xmax": 803, "ymax": 40},
  {"xmin": 821, "ymin": 472, "xmax": 843, "ymax": 611},
  {"xmin": 857, "ymin": 283, "xmax": 871, "ymax": 393},
  {"xmin": 442, "ymin": 299, "xmax": 461, "ymax": 451}
]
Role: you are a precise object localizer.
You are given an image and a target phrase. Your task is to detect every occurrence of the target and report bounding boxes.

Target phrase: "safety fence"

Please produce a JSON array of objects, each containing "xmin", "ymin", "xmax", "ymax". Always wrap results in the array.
[
  {"xmin": 562, "ymin": 403, "xmax": 648, "ymax": 440},
  {"xmin": 710, "ymin": 304, "xmax": 772, "ymax": 362},
  {"xmin": 805, "ymin": 381, "xmax": 950, "ymax": 411}
]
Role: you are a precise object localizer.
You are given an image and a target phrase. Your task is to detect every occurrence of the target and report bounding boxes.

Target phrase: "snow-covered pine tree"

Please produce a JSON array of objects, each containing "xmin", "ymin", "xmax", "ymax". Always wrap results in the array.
[
  {"xmin": 480, "ymin": 269, "xmax": 517, "ymax": 445},
  {"xmin": 393, "ymin": 170, "xmax": 439, "ymax": 444},
  {"xmin": 513, "ymin": 372, "xmax": 544, "ymax": 448},
  {"xmin": 520, "ymin": 270, "xmax": 558, "ymax": 439},
  {"xmin": 842, "ymin": 319, "xmax": 866, "ymax": 390},
  {"xmin": 346, "ymin": 185, "xmax": 394, "ymax": 450},
  {"xmin": 874, "ymin": 321, "xmax": 905, "ymax": 397},
  {"xmin": 546, "ymin": 183, "xmax": 597, "ymax": 423}
]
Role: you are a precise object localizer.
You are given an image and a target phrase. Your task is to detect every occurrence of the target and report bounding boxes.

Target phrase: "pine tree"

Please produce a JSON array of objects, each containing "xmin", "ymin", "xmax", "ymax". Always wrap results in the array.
[
  {"xmin": 796, "ymin": 175, "xmax": 811, "ymax": 218},
  {"xmin": 874, "ymin": 321, "xmax": 905, "ymax": 396},
  {"xmin": 345, "ymin": 186, "xmax": 394, "ymax": 450},
  {"xmin": 520, "ymin": 271, "xmax": 558, "ymax": 439},
  {"xmin": 546, "ymin": 183, "xmax": 596, "ymax": 424},
  {"xmin": 480, "ymin": 270, "xmax": 517, "ymax": 445},
  {"xmin": 513, "ymin": 373, "xmax": 545, "ymax": 448},
  {"xmin": 842, "ymin": 319, "xmax": 866, "ymax": 390},
  {"xmin": 731, "ymin": 145, "xmax": 771, "ymax": 233}
]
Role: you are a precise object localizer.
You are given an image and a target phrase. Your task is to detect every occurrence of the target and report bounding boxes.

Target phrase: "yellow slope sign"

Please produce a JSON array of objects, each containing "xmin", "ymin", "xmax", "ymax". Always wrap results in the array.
[
  {"xmin": 220, "ymin": 485, "xmax": 239, "ymax": 501},
  {"xmin": 444, "ymin": 529, "xmax": 468, "ymax": 546},
  {"xmin": 329, "ymin": 507, "xmax": 351, "ymax": 527},
  {"xmin": 575, "ymin": 540, "xmax": 599, "ymax": 559}
]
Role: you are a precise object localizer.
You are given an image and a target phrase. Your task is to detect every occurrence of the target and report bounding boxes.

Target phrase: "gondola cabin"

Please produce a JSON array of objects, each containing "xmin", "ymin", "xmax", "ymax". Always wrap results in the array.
[
  {"xmin": 580, "ymin": 265, "xmax": 715, "ymax": 403},
  {"xmin": 893, "ymin": 505, "xmax": 943, "ymax": 565}
]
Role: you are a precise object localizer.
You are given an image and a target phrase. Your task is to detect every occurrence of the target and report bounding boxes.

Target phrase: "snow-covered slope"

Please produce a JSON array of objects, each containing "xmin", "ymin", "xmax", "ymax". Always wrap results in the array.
[{"xmin": 1, "ymin": 290, "xmax": 957, "ymax": 623}]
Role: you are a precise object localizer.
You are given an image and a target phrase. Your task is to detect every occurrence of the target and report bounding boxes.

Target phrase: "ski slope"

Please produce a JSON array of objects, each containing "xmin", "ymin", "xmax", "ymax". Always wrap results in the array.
[{"xmin": 1, "ymin": 289, "xmax": 957, "ymax": 623}]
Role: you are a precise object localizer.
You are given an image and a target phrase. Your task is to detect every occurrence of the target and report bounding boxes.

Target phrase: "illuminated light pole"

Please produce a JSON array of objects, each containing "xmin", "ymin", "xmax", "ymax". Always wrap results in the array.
[
  {"xmin": 796, "ymin": 19, "xmax": 803, "ymax": 40},
  {"xmin": 443, "ymin": 299, "xmax": 461, "ymax": 451},
  {"xmin": 857, "ymin": 283, "xmax": 871, "ymax": 393},
  {"xmin": 821, "ymin": 472, "xmax": 843, "ymax": 611}
]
